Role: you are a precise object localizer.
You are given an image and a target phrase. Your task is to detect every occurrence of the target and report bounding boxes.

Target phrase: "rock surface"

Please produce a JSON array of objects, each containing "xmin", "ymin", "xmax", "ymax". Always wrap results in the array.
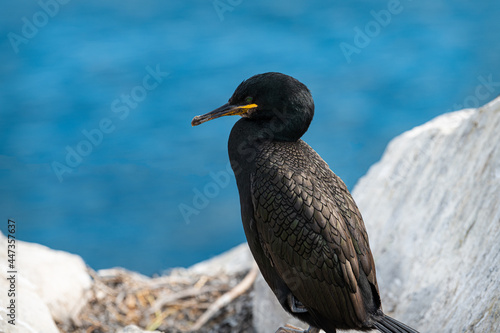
[
  {"xmin": 353, "ymin": 98, "xmax": 500, "ymax": 332},
  {"xmin": 0, "ymin": 231, "xmax": 91, "ymax": 333},
  {"xmin": 254, "ymin": 98, "xmax": 500, "ymax": 333},
  {"xmin": 0, "ymin": 266, "xmax": 60, "ymax": 333},
  {"xmin": 183, "ymin": 242, "xmax": 254, "ymax": 277},
  {"xmin": 18, "ymin": 237, "xmax": 92, "ymax": 323}
]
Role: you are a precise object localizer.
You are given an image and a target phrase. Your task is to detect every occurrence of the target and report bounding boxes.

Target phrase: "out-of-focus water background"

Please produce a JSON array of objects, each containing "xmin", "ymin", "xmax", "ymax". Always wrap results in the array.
[{"xmin": 1, "ymin": 0, "xmax": 499, "ymax": 275}]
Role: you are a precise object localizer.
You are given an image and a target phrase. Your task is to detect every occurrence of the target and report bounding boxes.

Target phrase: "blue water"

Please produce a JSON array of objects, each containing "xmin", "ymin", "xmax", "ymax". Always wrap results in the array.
[{"xmin": 1, "ymin": 0, "xmax": 499, "ymax": 276}]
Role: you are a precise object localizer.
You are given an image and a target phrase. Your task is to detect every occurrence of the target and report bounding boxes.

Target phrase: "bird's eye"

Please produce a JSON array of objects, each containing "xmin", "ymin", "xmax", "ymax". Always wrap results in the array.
[{"xmin": 245, "ymin": 97, "xmax": 253, "ymax": 104}]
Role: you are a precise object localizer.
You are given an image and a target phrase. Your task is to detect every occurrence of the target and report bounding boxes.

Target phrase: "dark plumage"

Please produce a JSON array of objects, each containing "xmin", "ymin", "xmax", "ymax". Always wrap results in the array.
[{"xmin": 191, "ymin": 72, "xmax": 419, "ymax": 333}]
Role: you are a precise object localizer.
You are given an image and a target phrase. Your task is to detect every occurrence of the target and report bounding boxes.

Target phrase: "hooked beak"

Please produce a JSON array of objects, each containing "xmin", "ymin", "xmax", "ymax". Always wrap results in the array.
[{"xmin": 191, "ymin": 103, "xmax": 258, "ymax": 126}]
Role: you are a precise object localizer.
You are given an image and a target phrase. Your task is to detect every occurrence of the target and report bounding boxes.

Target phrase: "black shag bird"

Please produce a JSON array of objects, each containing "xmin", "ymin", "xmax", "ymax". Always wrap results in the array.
[{"xmin": 191, "ymin": 72, "xmax": 419, "ymax": 333}]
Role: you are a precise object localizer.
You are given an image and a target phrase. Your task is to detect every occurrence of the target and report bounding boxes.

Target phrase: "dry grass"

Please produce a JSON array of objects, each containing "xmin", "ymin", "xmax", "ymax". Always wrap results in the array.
[{"xmin": 57, "ymin": 265, "xmax": 258, "ymax": 333}]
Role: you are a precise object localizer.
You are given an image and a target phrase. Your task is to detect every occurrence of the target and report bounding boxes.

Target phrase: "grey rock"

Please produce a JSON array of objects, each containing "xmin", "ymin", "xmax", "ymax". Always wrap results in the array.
[
  {"xmin": 183, "ymin": 242, "xmax": 255, "ymax": 277},
  {"xmin": 353, "ymin": 98, "xmax": 500, "ymax": 332}
]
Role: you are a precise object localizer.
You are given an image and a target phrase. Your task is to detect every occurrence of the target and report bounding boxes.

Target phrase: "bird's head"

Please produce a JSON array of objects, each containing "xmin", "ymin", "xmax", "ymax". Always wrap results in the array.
[{"xmin": 192, "ymin": 72, "xmax": 315, "ymax": 141}]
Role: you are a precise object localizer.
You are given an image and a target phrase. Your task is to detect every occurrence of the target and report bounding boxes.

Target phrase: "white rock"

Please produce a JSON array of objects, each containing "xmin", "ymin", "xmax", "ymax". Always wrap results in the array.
[
  {"xmin": 0, "ymin": 231, "xmax": 92, "ymax": 328},
  {"xmin": 253, "ymin": 97, "xmax": 500, "ymax": 333},
  {"xmin": 185, "ymin": 242, "xmax": 255, "ymax": 276},
  {"xmin": 0, "ymin": 232, "xmax": 59, "ymax": 333},
  {"xmin": 0, "ymin": 271, "xmax": 60, "ymax": 333},
  {"xmin": 353, "ymin": 97, "xmax": 500, "ymax": 332}
]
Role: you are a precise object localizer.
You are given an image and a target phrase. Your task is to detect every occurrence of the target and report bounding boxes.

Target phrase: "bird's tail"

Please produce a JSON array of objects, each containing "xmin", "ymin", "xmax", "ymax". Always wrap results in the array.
[{"xmin": 373, "ymin": 315, "xmax": 420, "ymax": 333}]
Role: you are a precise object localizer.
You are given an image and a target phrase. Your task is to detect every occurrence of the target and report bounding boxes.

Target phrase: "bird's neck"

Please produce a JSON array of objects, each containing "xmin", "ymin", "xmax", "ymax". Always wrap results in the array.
[
  {"xmin": 229, "ymin": 117, "xmax": 288, "ymax": 157},
  {"xmin": 227, "ymin": 118, "xmax": 273, "ymax": 183}
]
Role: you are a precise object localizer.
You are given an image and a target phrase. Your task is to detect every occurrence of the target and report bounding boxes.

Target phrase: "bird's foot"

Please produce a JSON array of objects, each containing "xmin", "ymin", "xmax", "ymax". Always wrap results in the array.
[
  {"xmin": 287, "ymin": 294, "xmax": 308, "ymax": 313},
  {"xmin": 275, "ymin": 324, "xmax": 320, "ymax": 333}
]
